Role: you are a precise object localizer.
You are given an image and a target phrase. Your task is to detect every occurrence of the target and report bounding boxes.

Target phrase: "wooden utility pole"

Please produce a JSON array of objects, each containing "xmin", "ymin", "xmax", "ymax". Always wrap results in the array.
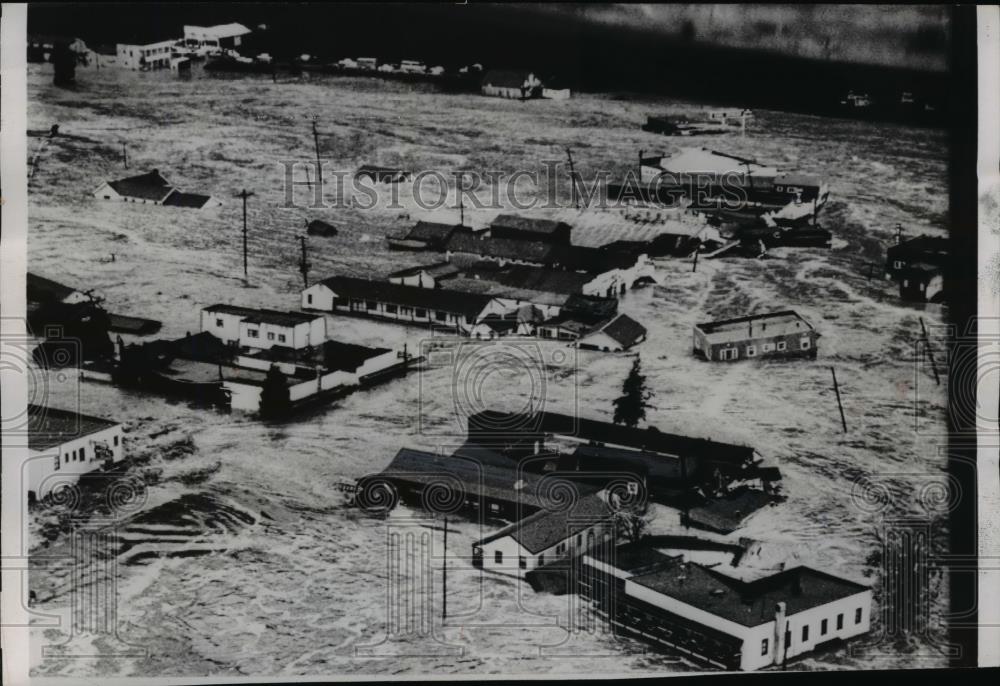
[
  {"xmin": 237, "ymin": 189, "xmax": 255, "ymax": 280},
  {"xmin": 566, "ymin": 147, "xmax": 580, "ymax": 209},
  {"xmin": 459, "ymin": 192, "xmax": 465, "ymax": 228},
  {"xmin": 919, "ymin": 317, "xmax": 941, "ymax": 385},
  {"xmin": 298, "ymin": 235, "xmax": 310, "ymax": 287},
  {"xmin": 311, "ymin": 119, "xmax": 323, "ymax": 189},
  {"xmin": 122, "ymin": 142, "xmax": 128, "ymax": 169},
  {"xmin": 895, "ymin": 223, "xmax": 903, "ymax": 244},
  {"xmin": 442, "ymin": 516, "xmax": 448, "ymax": 622},
  {"xmin": 691, "ymin": 244, "xmax": 700, "ymax": 273},
  {"xmin": 830, "ymin": 367, "xmax": 847, "ymax": 433}
]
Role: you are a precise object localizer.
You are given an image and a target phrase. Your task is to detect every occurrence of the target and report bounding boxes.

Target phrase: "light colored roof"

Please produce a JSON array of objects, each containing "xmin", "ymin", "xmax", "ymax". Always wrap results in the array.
[
  {"xmin": 651, "ymin": 147, "xmax": 778, "ymax": 178},
  {"xmin": 695, "ymin": 310, "xmax": 815, "ymax": 345},
  {"xmin": 186, "ymin": 23, "xmax": 251, "ymax": 38}
]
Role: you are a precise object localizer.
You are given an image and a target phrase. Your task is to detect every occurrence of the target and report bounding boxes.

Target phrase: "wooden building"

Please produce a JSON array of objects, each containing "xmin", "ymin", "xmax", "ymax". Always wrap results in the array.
[
  {"xmin": 26, "ymin": 405, "xmax": 125, "ymax": 501},
  {"xmin": 472, "ymin": 494, "xmax": 612, "ymax": 578},
  {"xmin": 93, "ymin": 170, "xmax": 220, "ymax": 208},
  {"xmin": 580, "ymin": 544, "xmax": 872, "ymax": 671},
  {"xmin": 693, "ymin": 311, "xmax": 819, "ymax": 362}
]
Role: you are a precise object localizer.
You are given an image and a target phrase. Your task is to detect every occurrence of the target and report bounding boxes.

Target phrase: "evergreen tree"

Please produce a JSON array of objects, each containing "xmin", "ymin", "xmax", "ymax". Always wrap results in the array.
[
  {"xmin": 259, "ymin": 364, "xmax": 291, "ymax": 420},
  {"xmin": 612, "ymin": 355, "xmax": 653, "ymax": 428}
]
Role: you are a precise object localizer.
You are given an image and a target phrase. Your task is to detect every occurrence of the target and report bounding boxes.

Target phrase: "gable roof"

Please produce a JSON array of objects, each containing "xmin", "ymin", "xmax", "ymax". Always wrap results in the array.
[
  {"xmin": 585, "ymin": 313, "xmax": 647, "ymax": 348},
  {"xmin": 318, "ymin": 275, "xmax": 496, "ymax": 317},
  {"xmin": 694, "ymin": 310, "xmax": 814, "ymax": 344},
  {"xmin": 405, "ymin": 221, "xmax": 460, "ymax": 243},
  {"xmin": 686, "ymin": 488, "xmax": 773, "ymax": 534},
  {"xmin": 446, "ymin": 232, "xmax": 554, "ymax": 264},
  {"xmin": 630, "ymin": 561, "xmax": 869, "ymax": 628},
  {"xmin": 28, "ymin": 404, "xmax": 119, "ymax": 451},
  {"xmin": 106, "ymin": 170, "xmax": 173, "ymax": 201},
  {"xmin": 387, "ymin": 262, "xmax": 461, "ymax": 279},
  {"xmin": 468, "ymin": 409, "xmax": 755, "ymax": 465},
  {"xmin": 27, "ymin": 272, "xmax": 80, "ymax": 304},
  {"xmin": 162, "ymin": 191, "xmax": 214, "ymax": 208},
  {"xmin": 374, "ymin": 447, "xmax": 550, "ymax": 511},
  {"xmin": 475, "ymin": 494, "xmax": 611, "ymax": 554},
  {"xmin": 651, "ymin": 148, "xmax": 778, "ymax": 179},
  {"xmin": 490, "ymin": 214, "xmax": 571, "ymax": 237}
]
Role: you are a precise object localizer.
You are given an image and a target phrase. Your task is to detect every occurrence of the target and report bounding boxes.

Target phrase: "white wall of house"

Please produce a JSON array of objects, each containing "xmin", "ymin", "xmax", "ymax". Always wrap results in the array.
[
  {"xmin": 117, "ymin": 40, "xmax": 175, "ymax": 70},
  {"xmin": 578, "ymin": 330, "xmax": 627, "ymax": 352},
  {"xmin": 27, "ymin": 424, "xmax": 125, "ymax": 499},
  {"xmin": 92, "ymin": 182, "xmax": 122, "ymax": 201},
  {"xmin": 624, "ymin": 577, "xmax": 870, "ymax": 672},
  {"xmin": 225, "ymin": 367, "xmax": 358, "ymax": 412},
  {"xmin": 477, "ymin": 522, "xmax": 611, "ymax": 579},
  {"xmin": 543, "ymin": 88, "xmax": 571, "ymax": 100},
  {"xmin": 301, "ymin": 283, "xmax": 335, "ymax": 311},
  {"xmin": 355, "ymin": 349, "xmax": 400, "ymax": 379},
  {"xmin": 201, "ymin": 310, "xmax": 244, "ymax": 345},
  {"xmin": 238, "ymin": 317, "xmax": 324, "ymax": 350}
]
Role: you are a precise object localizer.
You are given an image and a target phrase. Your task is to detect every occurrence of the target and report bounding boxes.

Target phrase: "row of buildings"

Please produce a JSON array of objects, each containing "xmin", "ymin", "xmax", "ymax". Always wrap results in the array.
[{"xmin": 479, "ymin": 69, "xmax": 571, "ymax": 100}]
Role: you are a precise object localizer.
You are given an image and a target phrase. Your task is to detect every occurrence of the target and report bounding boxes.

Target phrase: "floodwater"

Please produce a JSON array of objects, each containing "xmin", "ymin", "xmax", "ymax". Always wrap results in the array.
[{"xmin": 25, "ymin": 63, "xmax": 951, "ymax": 676}]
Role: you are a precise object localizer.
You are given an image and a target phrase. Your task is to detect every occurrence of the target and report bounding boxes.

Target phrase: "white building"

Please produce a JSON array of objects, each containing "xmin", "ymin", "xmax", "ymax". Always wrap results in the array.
[
  {"xmin": 473, "ymin": 495, "xmax": 612, "ymax": 578},
  {"xmin": 480, "ymin": 69, "xmax": 542, "ymax": 99},
  {"xmin": 117, "ymin": 39, "xmax": 175, "ymax": 70},
  {"xmin": 183, "ymin": 23, "xmax": 251, "ymax": 52},
  {"xmin": 577, "ymin": 313, "xmax": 647, "ymax": 352},
  {"xmin": 580, "ymin": 545, "xmax": 872, "ymax": 671},
  {"xmin": 200, "ymin": 304, "xmax": 326, "ymax": 350},
  {"xmin": 26, "ymin": 405, "xmax": 125, "ymax": 501}
]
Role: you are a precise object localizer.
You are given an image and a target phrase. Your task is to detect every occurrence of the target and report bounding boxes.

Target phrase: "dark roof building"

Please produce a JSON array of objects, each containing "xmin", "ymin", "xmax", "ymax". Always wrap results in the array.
[
  {"xmin": 489, "ymin": 214, "xmax": 572, "ymax": 244},
  {"xmin": 106, "ymin": 170, "xmax": 173, "ymax": 202},
  {"xmin": 475, "ymin": 494, "xmax": 611, "ymax": 554},
  {"xmin": 27, "ymin": 272, "xmax": 83, "ymax": 305},
  {"xmin": 318, "ymin": 275, "xmax": 496, "ymax": 318},
  {"xmin": 403, "ymin": 221, "xmax": 461, "ymax": 247},
  {"xmin": 27, "ymin": 404, "xmax": 119, "ymax": 452},
  {"xmin": 356, "ymin": 165, "xmax": 411, "ymax": 183}
]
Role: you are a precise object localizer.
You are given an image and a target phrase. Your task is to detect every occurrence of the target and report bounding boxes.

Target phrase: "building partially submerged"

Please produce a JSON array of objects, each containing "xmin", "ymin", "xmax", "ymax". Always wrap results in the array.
[
  {"xmin": 693, "ymin": 310, "xmax": 819, "ymax": 362},
  {"xmin": 884, "ymin": 234, "xmax": 948, "ymax": 302},
  {"xmin": 580, "ymin": 543, "xmax": 872, "ymax": 671},
  {"xmin": 93, "ymin": 170, "xmax": 221, "ymax": 209},
  {"xmin": 201, "ymin": 305, "xmax": 326, "ymax": 350},
  {"xmin": 26, "ymin": 405, "xmax": 126, "ymax": 501}
]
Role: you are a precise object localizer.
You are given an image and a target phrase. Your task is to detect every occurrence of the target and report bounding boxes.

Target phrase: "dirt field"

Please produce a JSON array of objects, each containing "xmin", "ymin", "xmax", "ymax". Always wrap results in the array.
[{"xmin": 25, "ymin": 63, "xmax": 951, "ymax": 676}]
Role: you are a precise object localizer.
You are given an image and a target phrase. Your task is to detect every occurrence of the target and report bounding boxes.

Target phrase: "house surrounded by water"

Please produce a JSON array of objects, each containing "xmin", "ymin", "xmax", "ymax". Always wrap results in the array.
[
  {"xmin": 693, "ymin": 311, "xmax": 819, "ymax": 362},
  {"xmin": 26, "ymin": 405, "xmax": 126, "ymax": 501}
]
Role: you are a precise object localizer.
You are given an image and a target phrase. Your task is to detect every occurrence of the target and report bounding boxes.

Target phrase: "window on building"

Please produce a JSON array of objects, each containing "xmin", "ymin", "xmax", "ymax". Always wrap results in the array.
[
  {"xmin": 489, "ymin": 503, "xmax": 500, "ymax": 514},
  {"xmin": 519, "ymin": 556, "xmax": 526, "ymax": 569},
  {"xmin": 216, "ymin": 318, "xmax": 224, "ymax": 327},
  {"xmin": 385, "ymin": 304, "xmax": 398, "ymax": 314},
  {"xmin": 802, "ymin": 625, "xmax": 809, "ymax": 642},
  {"xmin": 80, "ymin": 447, "xmax": 85, "ymax": 461},
  {"xmin": 415, "ymin": 309, "xmax": 426, "ymax": 318},
  {"xmin": 821, "ymin": 618, "xmax": 828, "ymax": 635},
  {"xmin": 893, "ymin": 260, "xmax": 904, "ymax": 269},
  {"xmin": 54, "ymin": 455, "xmax": 60, "ymax": 471},
  {"xmin": 855, "ymin": 608, "xmax": 863, "ymax": 624},
  {"xmin": 746, "ymin": 345, "xmax": 756, "ymax": 357},
  {"xmin": 400, "ymin": 307, "xmax": 411, "ymax": 315},
  {"xmin": 777, "ymin": 341, "xmax": 787, "ymax": 351},
  {"xmin": 307, "ymin": 294, "xmax": 313, "ymax": 305},
  {"xmin": 801, "ymin": 338, "xmax": 811, "ymax": 350},
  {"xmin": 248, "ymin": 329, "xmax": 259, "ymax": 338},
  {"xmin": 762, "ymin": 343, "xmax": 774, "ymax": 352},
  {"xmin": 466, "ymin": 315, "xmax": 474, "ymax": 324},
  {"xmin": 64, "ymin": 453, "xmax": 69, "ymax": 463},
  {"xmin": 761, "ymin": 638, "xmax": 769, "ymax": 656},
  {"xmin": 837, "ymin": 613, "xmax": 844, "ymax": 630},
  {"xmin": 366, "ymin": 300, "xmax": 377, "ymax": 310},
  {"xmin": 114, "ymin": 436, "xmax": 119, "ymax": 447},
  {"xmin": 267, "ymin": 332, "xmax": 275, "ymax": 341},
  {"xmin": 538, "ymin": 554, "xmax": 545, "ymax": 566},
  {"xmin": 278, "ymin": 334, "xmax": 286, "ymax": 343},
  {"xmin": 577, "ymin": 534, "xmax": 582, "ymax": 546},
  {"xmin": 494, "ymin": 550, "xmax": 502, "ymax": 564},
  {"xmin": 436, "ymin": 311, "xmax": 447, "ymax": 322}
]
